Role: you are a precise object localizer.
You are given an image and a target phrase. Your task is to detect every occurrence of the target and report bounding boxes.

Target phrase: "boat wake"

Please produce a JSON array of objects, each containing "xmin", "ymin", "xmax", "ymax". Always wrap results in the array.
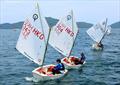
[{"xmin": 25, "ymin": 76, "xmax": 39, "ymax": 82}]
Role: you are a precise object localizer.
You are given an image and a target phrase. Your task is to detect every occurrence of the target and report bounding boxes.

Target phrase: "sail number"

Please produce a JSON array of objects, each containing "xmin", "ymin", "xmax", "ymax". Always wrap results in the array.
[
  {"xmin": 22, "ymin": 19, "xmax": 44, "ymax": 40},
  {"xmin": 55, "ymin": 23, "xmax": 74, "ymax": 37}
]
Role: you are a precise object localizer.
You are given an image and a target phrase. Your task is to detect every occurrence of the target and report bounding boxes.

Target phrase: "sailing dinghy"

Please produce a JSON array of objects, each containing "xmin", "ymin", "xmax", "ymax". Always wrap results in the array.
[
  {"xmin": 49, "ymin": 10, "xmax": 85, "ymax": 69},
  {"xmin": 16, "ymin": 4, "xmax": 68, "ymax": 81},
  {"xmin": 86, "ymin": 18, "xmax": 108, "ymax": 50}
]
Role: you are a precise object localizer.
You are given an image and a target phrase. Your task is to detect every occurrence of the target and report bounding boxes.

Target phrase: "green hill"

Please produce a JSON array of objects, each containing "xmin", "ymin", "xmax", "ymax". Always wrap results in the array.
[
  {"xmin": 46, "ymin": 17, "xmax": 93, "ymax": 28},
  {"xmin": 77, "ymin": 22, "xmax": 93, "ymax": 28},
  {"xmin": 110, "ymin": 21, "xmax": 120, "ymax": 28},
  {"xmin": 0, "ymin": 22, "xmax": 23, "ymax": 29},
  {"xmin": 0, "ymin": 17, "xmax": 119, "ymax": 29},
  {"xmin": 45, "ymin": 17, "xmax": 59, "ymax": 28}
]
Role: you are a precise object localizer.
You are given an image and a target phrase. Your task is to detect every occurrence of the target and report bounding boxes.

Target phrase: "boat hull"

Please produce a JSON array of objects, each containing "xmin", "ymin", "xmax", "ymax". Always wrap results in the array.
[
  {"xmin": 32, "ymin": 64, "xmax": 68, "ymax": 81},
  {"xmin": 61, "ymin": 56, "xmax": 85, "ymax": 69},
  {"xmin": 92, "ymin": 44, "xmax": 103, "ymax": 51}
]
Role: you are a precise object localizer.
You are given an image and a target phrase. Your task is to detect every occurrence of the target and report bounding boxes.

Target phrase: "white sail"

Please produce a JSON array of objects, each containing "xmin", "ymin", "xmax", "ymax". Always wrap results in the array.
[
  {"xmin": 86, "ymin": 18, "xmax": 108, "ymax": 43},
  {"xmin": 106, "ymin": 25, "xmax": 111, "ymax": 35},
  {"xmin": 16, "ymin": 4, "xmax": 49, "ymax": 65},
  {"xmin": 49, "ymin": 10, "xmax": 78, "ymax": 56}
]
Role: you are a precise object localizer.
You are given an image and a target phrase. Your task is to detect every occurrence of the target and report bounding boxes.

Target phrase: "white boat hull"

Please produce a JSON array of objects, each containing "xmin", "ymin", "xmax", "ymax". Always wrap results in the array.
[
  {"xmin": 61, "ymin": 56, "xmax": 85, "ymax": 69},
  {"xmin": 92, "ymin": 44, "xmax": 103, "ymax": 51},
  {"xmin": 32, "ymin": 64, "xmax": 68, "ymax": 81}
]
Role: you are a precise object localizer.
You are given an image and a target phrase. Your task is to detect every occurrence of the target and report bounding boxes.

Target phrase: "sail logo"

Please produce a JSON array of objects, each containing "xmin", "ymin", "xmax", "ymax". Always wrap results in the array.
[
  {"xmin": 33, "ymin": 14, "xmax": 38, "ymax": 21},
  {"xmin": 67, "ymin": 15, "xmax": 71, "ymax": 20},
  {"xmin": 94, "ymin": 24, "xmax": 99, "ymax": 30},
  {"xmin": 100, "ymin": 27, "xmax": 106, "ymax": 33},
  {"xmin": 38, "ymin": 59, "xmax": 41, "ymax": 63},
  {"xmin": 102, "ymin": 21, "xmax": 106, "ymax": 25}
]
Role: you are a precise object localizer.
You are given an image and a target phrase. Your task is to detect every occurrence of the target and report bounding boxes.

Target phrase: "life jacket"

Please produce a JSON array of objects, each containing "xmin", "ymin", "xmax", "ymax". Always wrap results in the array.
[
  {"xmin": 54, "ymin": 63, "xmax": 65, "ymax": 71},
  {"xmin": 60, "ymin": 63, "xmax": 65, "ymax": 70},
  {"xmin": 58, "ymin": 63, "xmax": 65, "ymax": 70},
  {"xmin": 81, "ymin": 55, "xmax": 85, "ymax": 61}
]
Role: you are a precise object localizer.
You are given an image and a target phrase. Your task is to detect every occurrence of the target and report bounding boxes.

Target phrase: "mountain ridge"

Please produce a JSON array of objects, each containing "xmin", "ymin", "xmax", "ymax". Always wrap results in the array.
[{"xmin": 0, "ymin": 17, "xmax": 119, "ymax": 29}]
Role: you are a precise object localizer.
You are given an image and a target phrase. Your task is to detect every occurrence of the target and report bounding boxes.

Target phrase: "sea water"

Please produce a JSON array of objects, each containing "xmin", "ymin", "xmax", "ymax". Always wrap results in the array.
[{"xmin": 0, "ymin": 28, "xmax": 120, "ymax": 85}]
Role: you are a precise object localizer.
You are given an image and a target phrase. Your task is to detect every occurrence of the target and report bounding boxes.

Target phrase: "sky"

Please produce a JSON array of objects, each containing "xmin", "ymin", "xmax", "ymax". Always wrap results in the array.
[{"xmin": 0, "ymin": 0, "xmax": 120, "ymax": 25}]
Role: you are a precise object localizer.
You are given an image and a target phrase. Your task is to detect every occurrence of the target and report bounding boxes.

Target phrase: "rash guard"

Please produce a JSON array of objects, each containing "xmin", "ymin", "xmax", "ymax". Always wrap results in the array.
[{"xmin": 54, "ymin": 63, "xmax": 64, "ymax": 70}]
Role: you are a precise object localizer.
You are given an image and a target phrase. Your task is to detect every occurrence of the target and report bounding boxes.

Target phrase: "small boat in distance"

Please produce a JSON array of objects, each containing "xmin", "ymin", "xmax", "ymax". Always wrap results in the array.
[
  {"xmin": 13, "ymin": 29, "xmax": 17, "ymax": 31},
  {"xmin": 86, "ymin": 18, "xmax": 108, "ymax": 51},
  {"xmin": 49, "ymin": 10, "xmax": 86, "ymax": 69},
  {"xmin": 16, "ymin": 3, "xmax": 68, "ymax": 82}
]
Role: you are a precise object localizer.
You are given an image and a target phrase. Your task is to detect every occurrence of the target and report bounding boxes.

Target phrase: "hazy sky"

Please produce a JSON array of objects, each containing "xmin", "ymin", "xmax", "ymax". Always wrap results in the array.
[{"xmin": 0, "ymin": 0, "xmax": 120, "ymax": 24}]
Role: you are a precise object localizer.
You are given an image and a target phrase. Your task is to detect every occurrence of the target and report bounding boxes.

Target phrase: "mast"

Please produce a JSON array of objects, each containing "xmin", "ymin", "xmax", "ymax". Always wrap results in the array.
[
  {"xmin": 67, "ymin": 10, "xmax": 78, "ymax": 57},
  {"xmin": 37, "ymin": 3, "xmax": 47, "ymax": 45},
  {"xmin": 37, "ymin": 3, "xmax": 51, "ymax": 66},
  {"xmin": 99, "ymin": 18, "xmax": 108, "ymax": 43}
]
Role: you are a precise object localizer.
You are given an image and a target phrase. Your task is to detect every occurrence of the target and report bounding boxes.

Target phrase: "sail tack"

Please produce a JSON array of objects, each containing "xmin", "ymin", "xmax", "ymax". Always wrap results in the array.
[
  {"xmin": 16, "ymin": 4, "xmax": 49, "ymax": 65},
  {"xmin": 49, "ymin": 11, "xmax": 78, "ymax": 56},
  {"xmin": 86, "ymin": 18, "xmax": 108, "ymax": 43}
]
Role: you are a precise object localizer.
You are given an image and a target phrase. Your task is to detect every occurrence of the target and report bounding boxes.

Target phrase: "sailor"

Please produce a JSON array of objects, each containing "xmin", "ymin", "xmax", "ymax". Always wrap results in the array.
[
  {"xmin": 74, "ymin": 52, "xmax": 86, "ymax": 65},
  {"xmin": 97, "ymin": 41, "xmax": 103, "ymax": 48},
  {"xmin": 52, "ymin": 59, "xmax": 65, "ymax": 75},
  {"xmin": 80, "ymin": 52, "xmax": 86, "ymax": 64}
]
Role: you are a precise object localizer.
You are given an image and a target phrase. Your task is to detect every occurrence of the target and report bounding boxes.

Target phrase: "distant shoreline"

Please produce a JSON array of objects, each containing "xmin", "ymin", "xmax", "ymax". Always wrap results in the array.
[{"xmin": 0, "ymin": 17, "xmax": 120, "ymax": 29}]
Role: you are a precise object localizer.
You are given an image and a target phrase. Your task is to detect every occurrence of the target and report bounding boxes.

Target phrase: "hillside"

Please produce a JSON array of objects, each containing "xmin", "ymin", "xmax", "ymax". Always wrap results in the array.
[
  {"xmin": 0, "ymin": 17, "xmax": 93, "ymax": 29},
  {"xmin": 0, "ymin": 17, "xmax": 119, "ymax": 29},
  {"xmin": 0, "ymin": 22, "xmax": 23, "ymax": 29},
  {"xmin": 110, "ymin": 21, "xmax": 120, "ymax": 28}
]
